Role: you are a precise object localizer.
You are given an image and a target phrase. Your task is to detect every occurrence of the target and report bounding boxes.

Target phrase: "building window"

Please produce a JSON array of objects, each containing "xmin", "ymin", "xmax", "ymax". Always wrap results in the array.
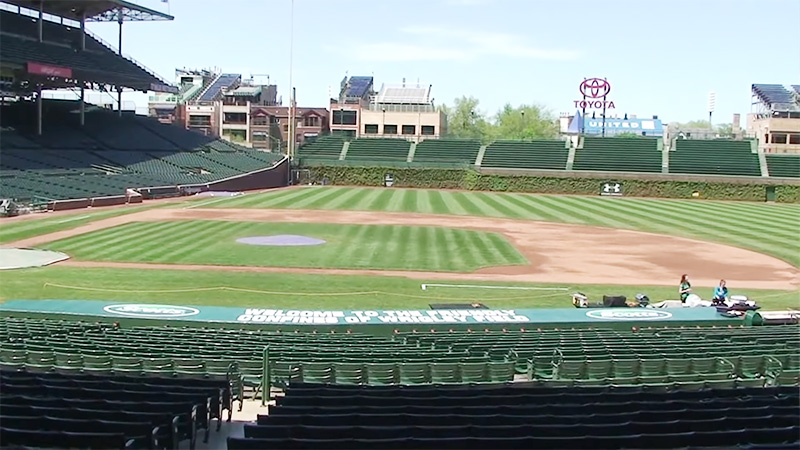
[
  {"xmin": 284, "ymin": 124, "xmax": 289, "ymax": 132},
  {"xmin": 421, "ymin": 125, "xmax": 435, "ymax": 136},
  {"xmin": 252, "ymin": 131, "xmax": 268, "ymax": 142},
  {"xmin": 188, "ymin": 115, "xmax": 211, "ymax": 127},
  {"xmin": 223, "ymin": 112, "xmax": 247, "ymax": 124},
  {"xmin": 402, "ymin": 125, "xmax": 416, "ymax": 135},
  {"xmin": 771, "ymin": 133, "xmax": 788, "ymax": 144},
  {"xmin": 222, "ymin": 129, "xmax": 246, "ymax": 142},
  {"xmin": 303, "ymin": 116, "xmax": 319, "ymax": 127},
  {"xmin": 384, "ymin": 124, "xmax": 397, "ymax": 135},
  {"xmin": 364, "ymin": 124, "xmax": 379, "ymax": 134},
  {"xmin": 251, "ymin": 115, "xmax": 269, "ymax": 126},
  {"xmin": 789, "ymin": 134, "xmax": 800, "ymax": 145},
  {"xmin": 332, "ymin": 110, "xmax": 357, "ymax": 125}
]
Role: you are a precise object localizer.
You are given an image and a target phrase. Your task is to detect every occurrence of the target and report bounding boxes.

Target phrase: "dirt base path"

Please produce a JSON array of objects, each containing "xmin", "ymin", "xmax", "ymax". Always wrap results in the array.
[{"xmin": 9, "ymin": 207, "xmax": 799, "ymax": 290}]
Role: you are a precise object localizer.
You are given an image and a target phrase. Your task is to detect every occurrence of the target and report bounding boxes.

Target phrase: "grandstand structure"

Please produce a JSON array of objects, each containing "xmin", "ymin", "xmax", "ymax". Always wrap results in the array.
[{"xmin": 0, "ymin": 1, "xmax": 289, "ymax": 210}]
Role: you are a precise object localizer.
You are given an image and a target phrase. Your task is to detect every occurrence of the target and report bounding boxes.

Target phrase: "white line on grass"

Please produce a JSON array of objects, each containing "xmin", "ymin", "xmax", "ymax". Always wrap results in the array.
[
  {"xmin": 184, "ymin": 195, "xmax": 244, "ymax": 209},
  {"xmin": 56, "ymin": 215, "xmax": 91, "ymax": 223},
  {"xmin": 421, "ymin": 283, "xmax": 570, "ymax": 291}
]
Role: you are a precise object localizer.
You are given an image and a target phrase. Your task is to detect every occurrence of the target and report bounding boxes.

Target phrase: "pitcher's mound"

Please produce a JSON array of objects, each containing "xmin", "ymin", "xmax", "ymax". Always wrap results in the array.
[{"xmin": 236, "ymin": 235, "xmax": 326, "ymax": 246}]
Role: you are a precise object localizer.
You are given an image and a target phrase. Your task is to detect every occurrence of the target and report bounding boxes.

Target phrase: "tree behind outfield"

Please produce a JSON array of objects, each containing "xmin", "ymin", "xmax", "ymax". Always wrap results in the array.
[
  {"xmin": 439, "ymin": 96, "xmax": 491, "ymax": 141},
  {"xmin": 440, "ymin": 98, "xmax": 558, "ymax": 141},
  {"xmin": 491, "ymin": 104, "xmax": 559, "ymax": 140}
]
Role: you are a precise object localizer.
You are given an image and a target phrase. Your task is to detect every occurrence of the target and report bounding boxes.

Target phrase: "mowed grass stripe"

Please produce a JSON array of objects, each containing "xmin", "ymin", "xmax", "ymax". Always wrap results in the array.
[
  {"xmin": 45, "ymin": 220, "xmax": 525, "ymax": 272},
  {"xmin": 611, "ymin": 198, "xmax": 794, "ymax": 261},
  {"xmin": 472, "ymin": 192, "xmax": 525, "ymax": 219},
  {"xmin": 115, "ymin": 221, "xmax": 213, "ymax": 261},
  {"xmin": 156, "ymin": 221, "xmax": 246, "ymax": 263},
  {"xmin": 365, "ymin": 189, "xmax": 395, "ymax": 212},
  {"xmin": 247, "ymin": 187, "xmax": 327, "ymax": 209},
  {"xmin": 292, "ymin": 186, "xmax": 349, "ymax": 209},
  {"xmin": 400, "ymin": 189, "xmax": 418, "ymax": 212},
  {"xmin": 90, "ymin": 221, "xmax": 199, "ymax": 261},
  {"xmin": 498, "ymin": 194, "xmax": 563, "ymax": 222},
  {"xmin": 206, "ymin": 187, "xmax": 798, "ymax": 266},
  {"xmin": 49, "ymin": 222, "xmax": 173, "ymax": 259},
  {"xmin": 322, "ymin": 186, "xmax": 372, "ymax": 210},
  {"xmin": 451, "ymin": 192, "xmax": 487, "ymax": 216}
]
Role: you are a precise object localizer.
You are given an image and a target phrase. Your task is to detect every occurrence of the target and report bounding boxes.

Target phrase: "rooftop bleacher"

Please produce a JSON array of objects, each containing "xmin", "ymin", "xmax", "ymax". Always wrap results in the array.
[
  {"xmin": 482, "ymin": 140, "xmax": 569, "ymax": 170},
  {"xmin": 669, "ymin": 140, "xmax": 761, "ymax": 177},
  {"xmin": 573, "ymin": 137, "xmax": 662, "ymax": 173},
  {"xmin": 752, "ymin": 84, "xmax": 798, "ymax": 111},
  {"xmin": 765, "ymin": 155, "xmax": 800, "ymax": 178},
  {"xmin": 345, "ymin": 138, "xmax": 411, "ymax": 163},
  {"xmin": 196, "ymin": 73, "xmax": 241, "ymax": 103},
  {"xmin": 343, "ymin": 76, "xmax": 373, "ymax": 99}
]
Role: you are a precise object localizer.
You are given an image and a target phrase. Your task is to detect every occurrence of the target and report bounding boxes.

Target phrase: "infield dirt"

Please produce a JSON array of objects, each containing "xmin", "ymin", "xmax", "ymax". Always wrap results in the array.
[{"xmin": 8, "ymin": 207, "xmax": 798, "ymax": 290}]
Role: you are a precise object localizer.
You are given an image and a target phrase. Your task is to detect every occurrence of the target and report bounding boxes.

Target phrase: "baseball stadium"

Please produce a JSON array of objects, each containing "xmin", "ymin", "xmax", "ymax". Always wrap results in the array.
[{"xmin": 0, "ymin": 1, "xmax": 799, "ymax": 449}]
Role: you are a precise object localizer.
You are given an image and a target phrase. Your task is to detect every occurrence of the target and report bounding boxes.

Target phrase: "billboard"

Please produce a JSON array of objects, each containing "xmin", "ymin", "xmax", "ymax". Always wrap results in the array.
[{"xmin": 583, "ymin": 118, "xmax": 663, "ymax": 137}]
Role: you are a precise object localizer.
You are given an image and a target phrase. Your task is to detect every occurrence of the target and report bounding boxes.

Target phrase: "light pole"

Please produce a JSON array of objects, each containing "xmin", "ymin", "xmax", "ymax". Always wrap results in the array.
[{"xmin": 289, "ymin": 0, "xmax": 295, "ymax": 160}]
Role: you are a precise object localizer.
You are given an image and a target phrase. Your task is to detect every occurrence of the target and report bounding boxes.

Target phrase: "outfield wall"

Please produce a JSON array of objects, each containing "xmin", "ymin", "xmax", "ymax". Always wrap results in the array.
[{"xmin": 302, "ymin": 165, "xmax": 800, "ymax": 202}]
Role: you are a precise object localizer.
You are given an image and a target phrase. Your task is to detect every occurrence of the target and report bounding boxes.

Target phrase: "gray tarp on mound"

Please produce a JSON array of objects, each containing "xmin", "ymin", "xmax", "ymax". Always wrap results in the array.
[{"xmin": 0, "ymin": 248, "xmax": 70, "ymax": 270}]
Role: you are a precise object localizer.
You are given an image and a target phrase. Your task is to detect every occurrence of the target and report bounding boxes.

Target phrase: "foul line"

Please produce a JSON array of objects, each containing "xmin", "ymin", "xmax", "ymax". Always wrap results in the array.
[
  {"xmin": 184, "ymin": 195, "xmax": 243, "ymax": 209},
  {"xmin": 422, "ymin": 283, "xmax": 570, "ymax": 291}
]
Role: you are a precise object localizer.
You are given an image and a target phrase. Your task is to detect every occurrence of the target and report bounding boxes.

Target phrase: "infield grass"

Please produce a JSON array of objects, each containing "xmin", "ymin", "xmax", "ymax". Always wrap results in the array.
[
  {"xmin": 42, "ymin": 221, "xmax": 527, "ymax": 272},
  {"xmin": 212, "ymin": 187, "xmax": 800, "ymax": 266},
  {"xmin": 1, "ymin": 267, "xmax": 797, "ymax": 310}
]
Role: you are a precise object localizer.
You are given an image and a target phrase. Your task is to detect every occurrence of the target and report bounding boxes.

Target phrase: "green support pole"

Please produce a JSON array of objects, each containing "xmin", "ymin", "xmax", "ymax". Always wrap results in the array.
[{"xmin": 261, "ymin": 346, "xmax": 270, "ymax": 406}]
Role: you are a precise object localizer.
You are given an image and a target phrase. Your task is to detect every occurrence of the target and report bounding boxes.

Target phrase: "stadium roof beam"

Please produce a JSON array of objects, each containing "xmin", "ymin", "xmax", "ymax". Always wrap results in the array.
[{"xmin": 1, "ymin": 0, "xmax": 173, "ymax": 22}]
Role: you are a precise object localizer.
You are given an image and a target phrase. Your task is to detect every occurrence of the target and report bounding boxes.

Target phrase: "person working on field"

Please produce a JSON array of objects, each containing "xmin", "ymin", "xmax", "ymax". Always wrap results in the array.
[
  {"xmin": 679, "ymin": 274, "xmax": 692, "ymax": 303},
  {"xmin": 712, "ymin": 279, "xmax": 728, "ymax": 304}
]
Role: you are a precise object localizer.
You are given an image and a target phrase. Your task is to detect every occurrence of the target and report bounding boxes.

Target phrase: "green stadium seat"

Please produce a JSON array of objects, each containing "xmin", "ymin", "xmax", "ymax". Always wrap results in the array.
[
  {"xmin": 573, "ymin": 137, "xmax": 661, "ymax": 173},
  {"xmin": 670, "ymin": 140, "xmax": 760, "ymax": 176},
  {"xmin": 482, "ymin": 140, "xmax": 568, "ymax": 170}
]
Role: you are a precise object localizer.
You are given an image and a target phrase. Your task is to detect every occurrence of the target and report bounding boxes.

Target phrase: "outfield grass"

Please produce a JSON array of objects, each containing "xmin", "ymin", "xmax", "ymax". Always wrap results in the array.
[
  {"xmin": 1, "ymin": 267, "xmax": 797, "ymax": 310},
  {"xmin": 42, "ymin": 221, "xmax": 526, "ymax": 272},
  {"xmin": 0, "ymin": 204, "xmax": 163, "ymax": 244},
  {"xmin": 211, "ymin": 187, "xmax": 800, "ymax": 266}
]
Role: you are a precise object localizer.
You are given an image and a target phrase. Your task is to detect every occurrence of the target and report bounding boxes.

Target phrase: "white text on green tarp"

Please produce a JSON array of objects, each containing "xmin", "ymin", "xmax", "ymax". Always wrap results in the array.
[{"xmin": 236, "ymin": 309, "xmax": 531, "ymax": 325}]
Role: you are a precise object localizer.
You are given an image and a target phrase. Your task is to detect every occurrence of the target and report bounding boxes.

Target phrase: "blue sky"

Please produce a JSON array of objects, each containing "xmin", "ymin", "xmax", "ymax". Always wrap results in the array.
[{"xmin": 84, "ymin": 0, "xmax": 799, "ymax": 123}]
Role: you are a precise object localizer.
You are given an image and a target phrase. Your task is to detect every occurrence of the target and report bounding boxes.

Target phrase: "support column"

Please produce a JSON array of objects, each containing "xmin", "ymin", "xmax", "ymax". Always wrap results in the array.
[
  {"xmin": 79, "ymin": 82, "xmax": 85, "ymax": 126},
  {"xmin": 117, "ymin": 8, "xmax": 124, "ymax": 117},
  {"xmin": 79, "ymin": 12, "xmax": 86, "ymax": 51},
  {"xmin": 37, "ymin": 84, "xmax": 43, "ymax": 135},
  {"xmin": 37, "ymin": 0, "xmax": 43, "ymax": 42},
  {"xmin": 117, "ymin": 8, "xmax": 123, "ymax": 55}
]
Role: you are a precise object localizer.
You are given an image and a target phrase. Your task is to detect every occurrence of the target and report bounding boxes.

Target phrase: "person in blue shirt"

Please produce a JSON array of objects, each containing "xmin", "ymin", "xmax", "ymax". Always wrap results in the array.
[{"xmin": 712, "ymin": 279, "xmax": 728, "ymax": 303}]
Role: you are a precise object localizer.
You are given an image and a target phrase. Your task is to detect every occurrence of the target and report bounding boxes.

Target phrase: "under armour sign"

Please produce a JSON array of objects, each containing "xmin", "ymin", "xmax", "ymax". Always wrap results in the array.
[{"xmin": 600, "ymin": 182, "xmax": 623, "ymax": 196}]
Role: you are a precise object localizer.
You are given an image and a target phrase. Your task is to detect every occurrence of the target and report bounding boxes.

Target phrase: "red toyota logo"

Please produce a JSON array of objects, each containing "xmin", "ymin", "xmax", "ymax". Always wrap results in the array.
[{"xmin": 580, "ymin": 78, "xmax": 611, "ymax": 98}]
